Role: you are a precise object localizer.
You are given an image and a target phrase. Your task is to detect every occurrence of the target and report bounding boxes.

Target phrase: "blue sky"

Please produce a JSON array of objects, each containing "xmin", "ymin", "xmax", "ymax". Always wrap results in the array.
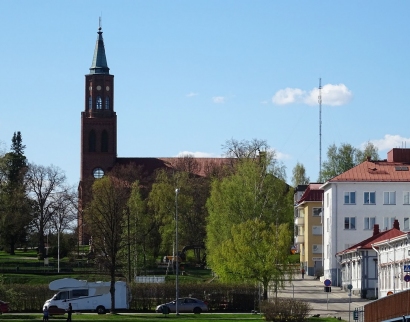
[{"xmin": 1, "ymin": 1, "xmax": 410, "ymax": 187}]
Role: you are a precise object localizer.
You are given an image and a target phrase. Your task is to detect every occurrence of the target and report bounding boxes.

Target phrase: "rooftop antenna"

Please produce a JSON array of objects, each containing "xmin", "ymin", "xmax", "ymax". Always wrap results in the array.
[{"xmin": 318, "ymin": 78, "xmax": 322, "ymax": 181}]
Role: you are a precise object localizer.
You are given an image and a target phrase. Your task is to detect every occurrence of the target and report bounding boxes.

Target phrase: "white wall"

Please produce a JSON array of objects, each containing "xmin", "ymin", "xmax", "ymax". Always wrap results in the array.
[{"xmin": 323, "ymin": 182, "xmax": 410, "ymax": 286}]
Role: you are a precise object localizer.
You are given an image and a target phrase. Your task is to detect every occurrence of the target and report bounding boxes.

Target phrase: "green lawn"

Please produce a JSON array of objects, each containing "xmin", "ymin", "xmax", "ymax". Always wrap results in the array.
[{"xmin": 0, "ymin": 313, "xmax": 343, "ymax": 322}]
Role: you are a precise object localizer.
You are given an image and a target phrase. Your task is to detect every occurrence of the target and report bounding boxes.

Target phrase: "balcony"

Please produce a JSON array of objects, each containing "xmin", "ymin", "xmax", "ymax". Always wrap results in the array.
[
  {"xmin": 295, "ymin": 235, "xmax": 305, "ymax": 244},
  {"xmin": 295, "ymin": 217, "xmax": 304, "ymax": 226}
]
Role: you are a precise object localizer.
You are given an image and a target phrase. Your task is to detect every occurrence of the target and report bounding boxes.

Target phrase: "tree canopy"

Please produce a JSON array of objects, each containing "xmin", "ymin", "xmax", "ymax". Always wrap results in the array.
[
  {"xmin": 291, "ymin": 162, "xmax": 310, "ymax": 187},
  {"xmin": 206, "ymin": 157, "xmax": 293, "ymax": 293},
  {"xmin": 85, "ymin": 175, "xmax": 131, "ymax": 312},
  {"xmin": 320, "ymin": 142, "xmax": 380, "ymax": 181},
  {"xmin": 219, "ymin": 219, "xmax": 293, "ymax": 299}
]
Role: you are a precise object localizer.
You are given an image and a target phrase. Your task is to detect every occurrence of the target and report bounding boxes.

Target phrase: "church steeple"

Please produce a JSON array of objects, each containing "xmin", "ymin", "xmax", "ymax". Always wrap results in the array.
[{"xmin": 89, "ymin": 24, "xmax": 110, "ymax": 75}]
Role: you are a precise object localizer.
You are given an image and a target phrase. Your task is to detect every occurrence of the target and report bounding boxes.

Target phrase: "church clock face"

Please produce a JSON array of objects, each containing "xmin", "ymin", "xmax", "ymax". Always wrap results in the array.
[{"xmin": 93, "ymin": 167, "xmax": 104, "ymax": 179}]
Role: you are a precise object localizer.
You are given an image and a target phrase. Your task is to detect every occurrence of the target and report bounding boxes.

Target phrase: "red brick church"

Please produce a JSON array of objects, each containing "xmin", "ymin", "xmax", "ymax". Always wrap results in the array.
[{"xmin": 78, "ymin": 27, "xmax": 228, "ymax": 244}]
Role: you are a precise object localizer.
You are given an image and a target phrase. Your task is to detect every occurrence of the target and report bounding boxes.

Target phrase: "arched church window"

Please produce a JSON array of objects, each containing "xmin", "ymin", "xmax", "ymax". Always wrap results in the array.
[
  {"xmin": 96, "ymin": 96, "xmax": 102, "ymax": 109},
  {"xmin": 88, "ymin": 97, "xmax": 92, "ymax": 110},
  {"xmin": 89, "ymin": 130, "xmax": 96, "ymax": 152},
  {"xmin": 105, "ymin": 97, "xmax": 110, "ymax": 109},
  {"xmin": 101, "ymin": 130, "xmax": 108, "ymax": 152}
]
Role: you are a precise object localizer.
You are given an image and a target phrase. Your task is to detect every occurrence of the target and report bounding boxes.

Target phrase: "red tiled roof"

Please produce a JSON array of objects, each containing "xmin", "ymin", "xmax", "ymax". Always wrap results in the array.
[
  {"xmin": 116, "ymin": 157, "xmax": 232, "ymax": 177},
  {"xmin": 297, "ymin": 183, "xmax": 323, "ymax": 203},
  {"xmin": 336, "ymin": 225, "xmax": 405, "ymax": 255},
  {"xmin": 329, "ymin": 160, "xmax": 410, "ymax": 182}
]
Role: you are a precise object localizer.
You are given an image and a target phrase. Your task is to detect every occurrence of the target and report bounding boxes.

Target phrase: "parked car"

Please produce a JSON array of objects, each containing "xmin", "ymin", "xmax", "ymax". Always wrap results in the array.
[
  {"xmin": 155, "ymin": 297, "xmax": 208, "ymax": 314},
  {"xmin": 0, "ymin": 300, "xmax": 9, "ymax": 314}
]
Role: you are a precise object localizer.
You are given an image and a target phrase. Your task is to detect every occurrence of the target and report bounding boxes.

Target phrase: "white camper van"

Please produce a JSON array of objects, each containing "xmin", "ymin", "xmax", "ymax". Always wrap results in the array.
[{"xmin": 43, "ymin": 278, "xmax": 130, "ymax": 314}]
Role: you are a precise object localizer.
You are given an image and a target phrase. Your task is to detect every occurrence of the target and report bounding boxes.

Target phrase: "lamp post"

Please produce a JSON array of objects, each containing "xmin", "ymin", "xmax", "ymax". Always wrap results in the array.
[{"xmin": 175, "ymin": 188, "xmax": 180, "ymax": 315}]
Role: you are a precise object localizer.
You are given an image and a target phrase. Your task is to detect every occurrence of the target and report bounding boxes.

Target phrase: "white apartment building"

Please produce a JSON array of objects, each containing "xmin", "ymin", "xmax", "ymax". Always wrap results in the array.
[{"xmin": 321, "ymin": 148, "xmax": 410, "ymax": 286}]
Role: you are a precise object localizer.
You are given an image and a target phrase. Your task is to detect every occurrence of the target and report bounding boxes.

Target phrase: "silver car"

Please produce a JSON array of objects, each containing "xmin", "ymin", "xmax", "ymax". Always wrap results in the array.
[{"xmin": 155, "ymin": 297, "xmax": 208, "ymax": 314}]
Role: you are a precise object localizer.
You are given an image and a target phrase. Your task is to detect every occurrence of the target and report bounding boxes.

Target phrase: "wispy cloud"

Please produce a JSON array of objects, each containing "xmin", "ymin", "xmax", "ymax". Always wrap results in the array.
[
  {"xmin": 176, "ymin": 151, "xmax": 218, "ymax": 158},
  {"xmin": 272, "ymin": 84, "xmax": 352, "ymax": 106},
  {"xmin": 212, "ymin": 96, "xmax": 225, "ymax": 104},
  {"xmin": 272, "ymin": 88, "xmax": 305, "ymax": 105},
  {"xmin": 186, "ymin": 92, "xmax": 199, "ymax": 97},
  {"xmin": 366, "ymin": 135, "xmax": 410, "ymax": 151},
  {"xmin": 275, "ymin": 150, "xmax": 291, "ymax": 161}
]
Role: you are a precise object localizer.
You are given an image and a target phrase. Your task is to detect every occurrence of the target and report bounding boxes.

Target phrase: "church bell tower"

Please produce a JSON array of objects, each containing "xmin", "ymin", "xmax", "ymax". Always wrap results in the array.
[{"xmin": 79, "ymin": 25, "xmax": 117, "ymax": 243}]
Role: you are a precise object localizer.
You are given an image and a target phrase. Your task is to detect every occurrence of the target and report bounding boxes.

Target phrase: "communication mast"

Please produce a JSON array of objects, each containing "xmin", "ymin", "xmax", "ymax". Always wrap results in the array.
[{"xmin": 318, "ymin": 78, "xmax": 322, "ymax": 181}]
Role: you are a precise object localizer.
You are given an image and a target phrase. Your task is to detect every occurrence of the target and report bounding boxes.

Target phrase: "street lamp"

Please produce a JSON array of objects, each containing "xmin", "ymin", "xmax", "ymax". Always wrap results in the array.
[{"xmin": 175, "ymin": 188, "xmax": 180, "ymax": 315}]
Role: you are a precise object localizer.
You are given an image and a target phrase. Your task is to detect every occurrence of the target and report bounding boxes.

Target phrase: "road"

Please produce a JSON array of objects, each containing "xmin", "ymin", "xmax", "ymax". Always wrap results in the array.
[{"xmin": 273, "ymin": 276, "xmax": 372, "ymax": 321}]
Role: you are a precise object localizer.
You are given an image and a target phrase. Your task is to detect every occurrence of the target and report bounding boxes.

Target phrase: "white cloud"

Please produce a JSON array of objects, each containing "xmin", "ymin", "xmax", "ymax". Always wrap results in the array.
[
  {"xmin": 212, "ymin": 96, "xmax": 225, "ymax": 103},
  {"xmin": 272, "ymin": 88, "xmax": 305, "ymax": 105},
  {"xmin": 275, "ymin": 150, "xmax": 291, "ymax": 161},
  {"xmin": 186, "ymin": 92, "xmax": 198, "ymax": 97},
  {"xmin": 176, "ymin": 151, "xmax": 218, "ymax": 158},
  {"xmin": 304, "ymin": 84, "xmax": 352, "ymax": 106},
  {"xmin": 272, "ymin": 84, "xmax": 352, "ymax": 106},
  {"xmin": 367, "ymin": 135, "xmax": 410, "ymax": 151}
]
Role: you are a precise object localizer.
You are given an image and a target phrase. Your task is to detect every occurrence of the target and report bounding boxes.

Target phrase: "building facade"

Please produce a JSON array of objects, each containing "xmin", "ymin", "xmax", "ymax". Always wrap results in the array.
[
  {"xmin": 294, "ymin": 183, "xmax": 323, "ymax": 277},
  {"xmin": 321, "ymin": 149, "xmax": 410, "ymax": 285},
  {"xmin": 336, "ymin": 222, "xmax": 404, "ymax": 299}
]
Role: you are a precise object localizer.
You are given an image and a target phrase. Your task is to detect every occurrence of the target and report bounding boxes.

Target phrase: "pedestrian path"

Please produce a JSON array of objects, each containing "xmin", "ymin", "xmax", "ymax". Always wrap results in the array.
[{"xmin": 273, "ymin": 276, "xmax": 372, "ymax": 321}]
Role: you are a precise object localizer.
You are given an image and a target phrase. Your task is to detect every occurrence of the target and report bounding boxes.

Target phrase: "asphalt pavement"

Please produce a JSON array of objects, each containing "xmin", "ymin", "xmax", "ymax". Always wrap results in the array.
[{"xmin": 273, "ymin": 276, "xmax": 372, "ymax": 321}]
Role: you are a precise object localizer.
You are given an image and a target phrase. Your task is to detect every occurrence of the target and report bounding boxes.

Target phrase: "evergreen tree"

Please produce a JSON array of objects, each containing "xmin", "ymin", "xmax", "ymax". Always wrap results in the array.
[{"xmin": 0, "ymin": 132, "xmax": 32, "ymax": 254}]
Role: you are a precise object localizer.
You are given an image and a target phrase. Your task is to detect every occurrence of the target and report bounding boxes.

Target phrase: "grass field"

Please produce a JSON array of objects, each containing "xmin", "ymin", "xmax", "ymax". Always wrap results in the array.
[{"xmin": 0, "ymin": 313, "xmax": 342, "ymax": 322}]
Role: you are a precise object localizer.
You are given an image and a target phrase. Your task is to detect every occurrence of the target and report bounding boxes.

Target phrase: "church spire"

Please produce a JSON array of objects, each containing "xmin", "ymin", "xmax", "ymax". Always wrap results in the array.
[{"xmin": 89, "ymin": 21, "xmax": 110, "ymax": 75}]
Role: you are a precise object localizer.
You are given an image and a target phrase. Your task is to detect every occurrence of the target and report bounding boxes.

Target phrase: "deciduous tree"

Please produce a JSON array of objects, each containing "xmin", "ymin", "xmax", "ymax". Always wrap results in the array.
[
  {"xmin": 26, "ymin": 163, "xmax": 67, "ymax": 258},
  {"xmin": 291, "ymin": 162, "xmax": 310, "ymax": 187},
  {"xmin": 321, "ymin": 142, "xmax": 381, "ymax": 181},
  {"xmin": 219, "ymin": 219, "xmax": 293, "ymax": 299},
  {"xmin": 206, "ymin": 158, "xmax": 293, "ymax": 287},
  {"xmin": 85, "ymin": 175, "xmax": 131, "ymax": 313}
]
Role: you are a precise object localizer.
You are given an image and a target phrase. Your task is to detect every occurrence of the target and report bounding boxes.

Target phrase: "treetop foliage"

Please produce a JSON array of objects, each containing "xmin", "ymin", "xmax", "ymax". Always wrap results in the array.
[{"xmin": 320, "ymin": 141, "xmax": 379, "ymax": 182}]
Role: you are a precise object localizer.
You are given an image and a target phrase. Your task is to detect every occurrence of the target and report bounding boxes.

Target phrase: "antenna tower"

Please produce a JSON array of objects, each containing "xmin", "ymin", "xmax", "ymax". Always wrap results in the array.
[{"xmin": 318, "ymin": 78, "xmax": 322, "ymax": 181}]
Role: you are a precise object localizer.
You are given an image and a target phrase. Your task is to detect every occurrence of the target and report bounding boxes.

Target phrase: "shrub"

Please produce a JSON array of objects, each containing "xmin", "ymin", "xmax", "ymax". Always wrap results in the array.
[{"xmin": 261, "ymin": 298, "xmax": 311, "ymax": 322}]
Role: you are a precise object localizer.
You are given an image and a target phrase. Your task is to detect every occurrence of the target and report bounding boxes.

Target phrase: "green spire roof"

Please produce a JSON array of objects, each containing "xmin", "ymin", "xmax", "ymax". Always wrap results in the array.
[{"xmin": 89, "ymin": 27, "xmax": 110, "ymax": 74}]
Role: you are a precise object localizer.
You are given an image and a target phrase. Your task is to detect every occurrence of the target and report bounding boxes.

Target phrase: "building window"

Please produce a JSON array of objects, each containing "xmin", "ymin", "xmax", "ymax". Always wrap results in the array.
[
  {"xmin": 88, "ymin": 130, "xmax": 96, "ymax": 152},
  {"xmin": 312, "ymin": 226, "xmax": 322, "ymax": 235},
  {"xmin": 404, "ymin": 192, "xmax": 410, "ymax": 205},
  {"xmin": 312, "ymin": 244, "xmax": 322, "ymax": 254},
  {"xmin": 364, "ymin": 192, "xmax": 376, "ymax": 204},
  {"xmin": 88, "ymin": 97, "xmax": 92, "ymax": 110},
  {"xmin": 313, "ymin": 207, "xmax": 322, "ymax": 216},
  {"xmin": 383, "ymin": 217, "xmax": 395, "ymax": 230},
  {"xmin": 93, "ymin": 167, "xmax": 104, "ymax": 179},
  {"xmin": 344, "ymin": 217, "xmax": 356, "ymax": 230},
  {"xmin": 96, "ymin": 96, "xmax": 102, "ymax": 109},
  {"xmin": 105, "ymin": 97, "xmax": 110, "ymax": 109},
  {"xmin": 344, "ymin": 192, "xmax": 356, "ymax": 204},
  {"xmin": 404, "ymin": 218, "xmax": 409, "ymax": 231},
  {"xmin": 364, "ymin": 217, "xmax": 376, "ymax": 230},
  {"xmin": 384, "ymin": 191, "xmax": 396, "ymax": 205},
  {"xmin": 101, "ymin": 130, "xmax": 108, "ymax": 152}
]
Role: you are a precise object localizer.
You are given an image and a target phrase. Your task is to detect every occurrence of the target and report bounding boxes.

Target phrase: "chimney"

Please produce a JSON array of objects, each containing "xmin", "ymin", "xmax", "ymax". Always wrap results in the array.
[
  {"xmin": 373, "ymin": 224, "xmax": 380, "ymax": 236},
  {"xmin": 393, "ymin": 219, "xmax": 400, "ymax": 230},
  {"xmin": 366, "ymin": 156, "xmax": 371, "ymax": 161}
]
